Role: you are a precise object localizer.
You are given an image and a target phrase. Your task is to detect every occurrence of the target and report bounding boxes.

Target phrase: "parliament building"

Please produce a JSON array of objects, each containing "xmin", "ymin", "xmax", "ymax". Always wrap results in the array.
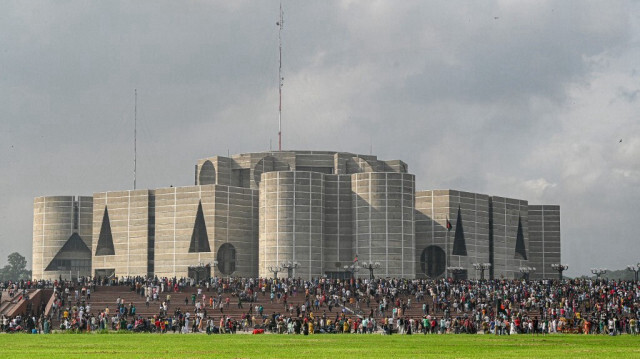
[{"xmin": 32, "ymin": 150, "xmax": 561, "ymax": 281}]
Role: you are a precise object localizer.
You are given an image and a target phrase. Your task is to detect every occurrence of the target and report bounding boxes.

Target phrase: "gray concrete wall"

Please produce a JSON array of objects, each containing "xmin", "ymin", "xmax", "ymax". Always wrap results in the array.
[
  {"xmin": 490, "ymin": 196, "xmax": 529, "ymax": 279},
  {"xmin": 196, "ymin": 151, "xmax": 410, "ymax": 189},
  {"xmin": 448, "ymin": 191, "xmax": 490, "ymax": 279},
  {"xmin": 352, "ymin": 172, "xmax": 415, "ymax": 279},
  {"xmin": 382, "ymin": 160, "xmax": 408, "ymax": 173},
  {"xmin": 211, "ymin": 185, "xmax": 259, "ymax": 277},
  {"xmin": 414, "ymin": 190, "xmax": 490, "ymax": 279},
  {"xmin": 529, "ymin": 205, "xmax": 561, "ymax": 279},
  {"xmin": 33, "ymin": 196, "xmax": 92, "ymax": 281},
  {"xmin": 346, "ymin": 156, "xmax": 376, "ymax": 174},
  {"xmin": 294, "ymin": 152, "xmax": 336, "ymax": 171},
  {"xmin": 153, "ymin": 185, "xmax": 258, "ymax": 278},
  {"xmin": 154, "ymin": 186, "xmax": 216, "ymax": 278},
  {"xmin": 251, "ymin": 154, "xmax": 291, "ymax": 190},
  {"xmin": 259, "ymin": 171, "xmax": 324, "ymax": 280},
  {"xmin": 92, "ymin": 190, "xmax": 152, "ymax": 278},
  {"xmin": 415, "ymin": 190, "xmax": 437, "ymax": 277}
]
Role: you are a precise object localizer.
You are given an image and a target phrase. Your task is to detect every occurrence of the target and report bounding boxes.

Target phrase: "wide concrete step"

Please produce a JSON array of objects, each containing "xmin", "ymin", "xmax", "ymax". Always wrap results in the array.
[{"xmin": 49, "ymin": 287, "xmax": 563, "ymax": 329}]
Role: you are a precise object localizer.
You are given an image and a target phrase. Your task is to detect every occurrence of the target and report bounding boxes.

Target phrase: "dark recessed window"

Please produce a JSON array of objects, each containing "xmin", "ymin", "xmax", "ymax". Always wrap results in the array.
[
  {"xmin": 217, "ymin": 243, "xmax": 236, "ymax": 275},
  {"xmin": 420, "ymin": 245, "xmax": 446, "ymax": 277},
  {"xmin": 189, "ymin": 201, "xmax": 211, "ymax": 253},
  {"xmin": 95, "ymin": 207, "xmax": 115, "ymax": 256}
]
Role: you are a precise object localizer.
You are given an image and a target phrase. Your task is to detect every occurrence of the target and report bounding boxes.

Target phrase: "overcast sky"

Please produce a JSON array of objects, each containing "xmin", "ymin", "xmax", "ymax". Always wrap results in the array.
[{"xmin": 1, "ymin": 1, "xmax": 638, "ymax": 276}]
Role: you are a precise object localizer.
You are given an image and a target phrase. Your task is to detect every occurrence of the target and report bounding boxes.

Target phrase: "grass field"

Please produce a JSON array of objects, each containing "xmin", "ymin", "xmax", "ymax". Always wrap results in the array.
[{"xmin": 0, "ymin": 333, "xmax": 638, "ymax": 359}]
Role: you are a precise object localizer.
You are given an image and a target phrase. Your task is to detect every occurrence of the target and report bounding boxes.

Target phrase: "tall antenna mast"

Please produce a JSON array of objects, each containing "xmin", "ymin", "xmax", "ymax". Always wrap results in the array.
[
  {"xmin": 277, "ymin": 2, "xmax": 284, "ymax": 151},
  {"xmin": 134, "ymin": 89, "xmax": 137, "ymax": 190}
]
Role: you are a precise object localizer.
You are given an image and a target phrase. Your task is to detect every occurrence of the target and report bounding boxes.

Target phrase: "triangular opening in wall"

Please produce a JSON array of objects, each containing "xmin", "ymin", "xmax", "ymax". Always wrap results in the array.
[
  {"xmin": 452, "ymin": 206, "xmax": 467, "ymax": 256},
  {"xmin": 189, "ymin": 201, "xmax": 211, "ymax": 253},
  {"xmin": 515, "ymin": 215, "xmax": 527, "ymax": 260},
  {"xmin": 95, "ymin": 206, "xmax": 115, "ymax": 256},
  {"xmin": 45, "ymin": 233, "xmax": 91, "ymax": 271}
]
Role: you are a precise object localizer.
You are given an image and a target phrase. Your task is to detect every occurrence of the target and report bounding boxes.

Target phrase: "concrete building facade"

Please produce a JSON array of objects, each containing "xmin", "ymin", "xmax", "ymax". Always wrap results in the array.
[
  {"xmin": 489, "ymin": 196, "xmax": 530, "ymax": 279},
  {"xmin": 323, "ymin": 175, "xmax": 354, "ymax": 276},
  {"xmin": 528, "ymin": 205, "xmax": 561, "ymax": 280},
  {"xmin": 92, "ymin": 190, "xmax": 154, "ymax": 279},
  {"xmin": 32, "ymin": 150, "xmax": 562, "ymax": 281},
  {"xmin": 259, "ymin": 171, "xmax": 325, "ymax": 279},
  {"xmin": 32, "ymin": 196, "xmax": 93, "ymax": 281},
  {"xmin": 353, "ymin": 172, "xmax": 415, "ymax": 279},
  {"xmin": 153, "ymin": 185, "xmax": 258, "ymax": 280},
  {"xmin": 415, "ymin": 190, "xmax": 491, "ymax": 280}
]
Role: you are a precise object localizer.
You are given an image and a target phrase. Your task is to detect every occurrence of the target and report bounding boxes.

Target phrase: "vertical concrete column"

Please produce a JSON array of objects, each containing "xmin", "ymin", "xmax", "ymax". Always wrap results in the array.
[
  {"xmin": 259, "ymin": 171, "xmax": 324, "ymax": 280},
  {"xmin": 352, "ymin": 172, "xmax": 415, "ymax": 279}
]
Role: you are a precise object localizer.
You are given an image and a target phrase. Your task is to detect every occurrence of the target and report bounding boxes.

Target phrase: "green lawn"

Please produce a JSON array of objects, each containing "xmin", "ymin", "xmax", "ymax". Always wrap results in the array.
[{"xmin": 0, "ymin": 333, "xmax": 638, "ymax": 358}]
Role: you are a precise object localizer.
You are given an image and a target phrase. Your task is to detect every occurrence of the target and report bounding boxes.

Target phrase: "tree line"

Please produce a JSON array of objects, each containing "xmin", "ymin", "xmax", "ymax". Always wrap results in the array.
[{"xmin": 0, "ymin": 252, "xmax": 31, "ymax": 281}]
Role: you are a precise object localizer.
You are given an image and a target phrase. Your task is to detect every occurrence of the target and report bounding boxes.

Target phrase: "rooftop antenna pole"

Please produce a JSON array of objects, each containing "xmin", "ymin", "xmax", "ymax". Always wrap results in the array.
[
  {"xmin": 134, "ymin": 89, "xmax": 137, "ymax": 190},
  {"xmin": 277, "ymin": 2, "xmax": 284, "ymax": 151}
]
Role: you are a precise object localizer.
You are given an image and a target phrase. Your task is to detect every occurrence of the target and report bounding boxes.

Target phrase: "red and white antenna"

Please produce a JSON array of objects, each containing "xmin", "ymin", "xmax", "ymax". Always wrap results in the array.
[{"xmin": 277, "ymin": 2, "xmax": 284, "ymax": 151}]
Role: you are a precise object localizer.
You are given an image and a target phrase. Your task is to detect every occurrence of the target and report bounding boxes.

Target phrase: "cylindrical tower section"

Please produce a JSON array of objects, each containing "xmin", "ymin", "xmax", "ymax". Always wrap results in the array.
[
  {"xmin": 352, "ymin": 172, "xmax": 415, "ymax": 279},
  {"xmin": 260, "ymin": 171, "xmax": 324, "ymax": 280},
  {"xmin": 32, "ymin": 195, "xmax": 93, "ymax": 281}
]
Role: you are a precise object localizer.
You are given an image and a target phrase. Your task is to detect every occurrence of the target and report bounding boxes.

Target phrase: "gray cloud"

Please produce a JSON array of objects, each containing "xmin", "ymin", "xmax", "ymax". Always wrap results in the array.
[{"xmin": 1, "ymin": 0, "xmax": 638, "ymax": 276}]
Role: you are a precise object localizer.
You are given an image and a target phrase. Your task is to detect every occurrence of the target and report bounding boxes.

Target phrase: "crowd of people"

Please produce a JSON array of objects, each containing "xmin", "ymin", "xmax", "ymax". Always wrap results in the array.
[{"xmin": 1, "ymin": 276, "xmax": 639, "ymax": 335}]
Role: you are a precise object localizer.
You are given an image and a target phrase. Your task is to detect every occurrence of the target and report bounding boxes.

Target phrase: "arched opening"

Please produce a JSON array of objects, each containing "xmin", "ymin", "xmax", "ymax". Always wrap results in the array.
[
  {"xmin": 346, "ymin": 156, "xmax": 374, "ymax": 174},
  {"xmin": 253, "ymin": 156, "xmax": 290, "ymax": 185},
  {"xmin": 420, "ymin": 245, "xmax": 446, "ymax": 277},
  {"xmin": 254, "ymin": 156, "xmax": 275, "ymax": 185},
  {"xmin": 217, "ymin": 243, "xmax": 236, "ymax": 275},
  {"xmin": 199, "ymin": 160, "xmax": 216, "ymax": 185}
]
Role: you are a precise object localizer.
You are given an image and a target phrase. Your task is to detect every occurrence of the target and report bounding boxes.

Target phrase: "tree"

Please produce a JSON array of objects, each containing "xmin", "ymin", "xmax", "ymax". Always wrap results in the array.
[{"xmin": 0, "ymin": 252, "xmax": 30, "ymax": 281}]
